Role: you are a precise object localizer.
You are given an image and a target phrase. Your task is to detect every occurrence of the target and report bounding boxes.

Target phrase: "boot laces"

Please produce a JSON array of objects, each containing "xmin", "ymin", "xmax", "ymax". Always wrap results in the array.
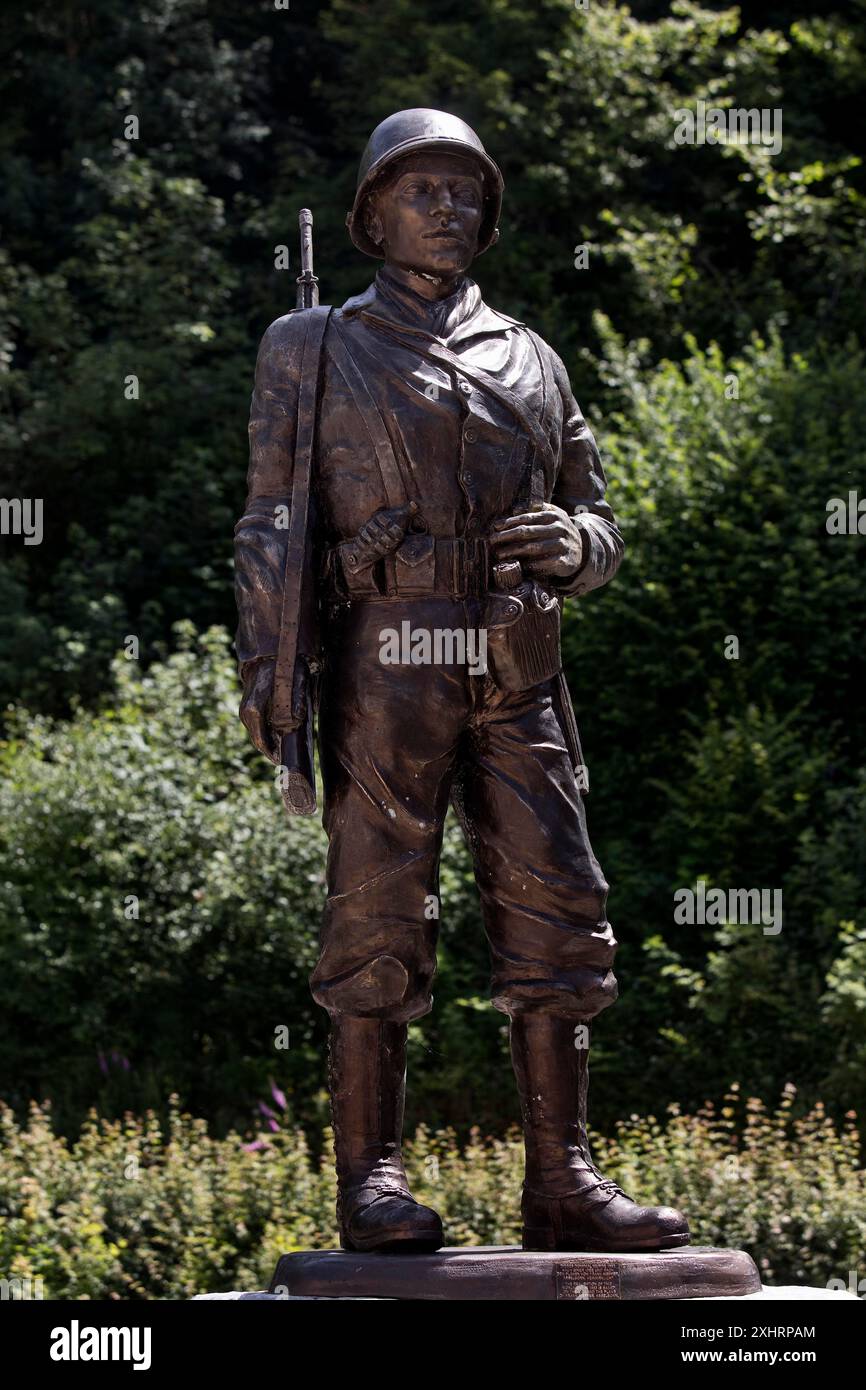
[{"xmin": 584, "ymin": 1159, "xmax": 628, "ymax": 1200}]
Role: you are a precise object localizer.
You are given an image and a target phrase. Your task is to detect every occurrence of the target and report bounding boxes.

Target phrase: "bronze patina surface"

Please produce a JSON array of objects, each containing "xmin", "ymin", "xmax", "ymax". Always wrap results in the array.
[
  {"xmin": 270, "ymin": 1247, "xmax": 762, "ymax": 1302},
  {"xmin": 235, "ymin": 108, "xmax": 692, "ymax": 1259}
]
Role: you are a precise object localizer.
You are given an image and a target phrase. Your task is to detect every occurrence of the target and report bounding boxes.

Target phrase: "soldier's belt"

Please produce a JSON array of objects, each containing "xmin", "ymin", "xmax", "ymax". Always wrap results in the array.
[{"xmin": 327, "ymin": 535, "xmax": 491, "ymax": 599}]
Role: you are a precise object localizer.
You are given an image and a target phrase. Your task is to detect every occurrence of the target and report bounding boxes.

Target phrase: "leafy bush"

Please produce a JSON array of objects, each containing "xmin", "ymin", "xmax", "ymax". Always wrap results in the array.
[
  {"xmin": 0, "ymin": 1088, "xmax": 862, "ymax": 1298},
  {"xmin": 0, "ymin": 622, "xmax": 503, "ymax": 1135},
  {"xmin": 0, "ymin": 624, "xmax": 330, "ymax": 1133},
  {"xmin": 562, "ymin": 323, "xmax": 866, "ymax": 1121}
]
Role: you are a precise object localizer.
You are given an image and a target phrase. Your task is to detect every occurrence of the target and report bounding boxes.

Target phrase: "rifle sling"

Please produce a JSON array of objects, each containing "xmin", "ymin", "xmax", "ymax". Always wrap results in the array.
[{"xmin": 271, "ymin": 305, "xmax": 332, "ymax": 732}]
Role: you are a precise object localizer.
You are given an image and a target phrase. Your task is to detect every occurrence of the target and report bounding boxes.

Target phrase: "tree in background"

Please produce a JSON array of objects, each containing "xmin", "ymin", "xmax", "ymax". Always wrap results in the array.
[{"xmin": 2, "ymin": 0, "xmax": 864, "ymax": 709}]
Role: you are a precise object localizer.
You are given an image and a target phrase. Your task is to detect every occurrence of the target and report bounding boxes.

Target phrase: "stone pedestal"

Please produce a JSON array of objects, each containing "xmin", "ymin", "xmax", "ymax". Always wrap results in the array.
[{"xmin": 268, "ymin": 1245, "xmax": 761, "ymax": 1301}]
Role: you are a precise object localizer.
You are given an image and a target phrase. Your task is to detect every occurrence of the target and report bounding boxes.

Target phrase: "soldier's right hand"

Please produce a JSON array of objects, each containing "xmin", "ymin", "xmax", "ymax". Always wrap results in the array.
[{"xmin": 240, "ymin": 657, "xmax": 278, "ymax": 762}]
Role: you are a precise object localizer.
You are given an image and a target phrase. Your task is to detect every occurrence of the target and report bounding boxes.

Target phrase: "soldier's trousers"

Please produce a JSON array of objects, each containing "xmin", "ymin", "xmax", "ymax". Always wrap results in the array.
[{"xmin": 310, "ymin": 597, "xmax": 618, "ymax": 1024}]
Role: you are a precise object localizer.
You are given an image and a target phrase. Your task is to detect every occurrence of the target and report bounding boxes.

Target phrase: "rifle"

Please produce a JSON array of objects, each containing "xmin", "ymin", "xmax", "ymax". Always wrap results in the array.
[
  {"xmin": 272, "ymin": 210, "xmax": 330, "ymax": 815},
  {"xmin": 296, "ymin": 208, "xmax": 319, "ymax": 309}
]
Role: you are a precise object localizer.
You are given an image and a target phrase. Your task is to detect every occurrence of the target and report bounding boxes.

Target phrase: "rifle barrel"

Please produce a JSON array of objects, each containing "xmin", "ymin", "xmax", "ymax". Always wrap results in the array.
[
  {"xmin": 299, "ymin": 208, "xmax": 314, "ymax": 276},
  {"xmin": 296, "ymin": 208, "xmax": 319, "ymax": 309}
]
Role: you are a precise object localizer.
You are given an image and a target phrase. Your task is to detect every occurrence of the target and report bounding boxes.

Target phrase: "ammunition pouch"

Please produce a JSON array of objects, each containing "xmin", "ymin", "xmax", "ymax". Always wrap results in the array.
[
  {"xmin": 393, "ymin": 533, "xmax": 436, "ymax": 595},
  {"xmin": 330, "ymin": 535, "xmax": 490, "ymax": 599},
  {"xmin": 335, "ymin": 539, "xmax": 381, "ymax": 595}
]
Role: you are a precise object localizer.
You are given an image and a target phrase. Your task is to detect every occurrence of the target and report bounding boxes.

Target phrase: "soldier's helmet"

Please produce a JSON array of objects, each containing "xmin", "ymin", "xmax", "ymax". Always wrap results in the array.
[{"xmin": 346, "ymin": 108, "xmax": 504, "ymax": 259}]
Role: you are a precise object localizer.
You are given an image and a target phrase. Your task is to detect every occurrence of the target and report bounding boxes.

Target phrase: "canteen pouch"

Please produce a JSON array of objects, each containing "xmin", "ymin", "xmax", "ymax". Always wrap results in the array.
[{"xmin": 484, "ymin": 578, "xmax": 563, "ymax": 692}]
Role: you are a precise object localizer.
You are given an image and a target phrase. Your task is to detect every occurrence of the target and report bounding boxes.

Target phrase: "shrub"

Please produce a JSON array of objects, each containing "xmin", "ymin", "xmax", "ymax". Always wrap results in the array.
[
  {"xmin": 0, "ymin": 1089, "xmax": 862, "ymax": 1298},
  {"xmin": 0, "ymin": 624, "xmax": 330, "ymax": 1133}
]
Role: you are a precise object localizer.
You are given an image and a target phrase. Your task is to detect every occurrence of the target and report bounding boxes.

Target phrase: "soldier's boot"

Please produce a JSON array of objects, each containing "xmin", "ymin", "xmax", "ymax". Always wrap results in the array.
[
  {"xmin": 510, "ymin": 1015, "xmax": 690, "ymax": 1252},
  {"xmin": 329, "ymin": 1015, "xmax": 444, "ymax": 1253}
]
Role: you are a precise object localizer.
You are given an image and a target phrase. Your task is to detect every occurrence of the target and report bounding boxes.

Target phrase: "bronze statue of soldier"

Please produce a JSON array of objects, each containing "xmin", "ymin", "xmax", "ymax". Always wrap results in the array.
[{"xmin": 234, "ymin": 109, "xmax": 690, "ymax": 1256}]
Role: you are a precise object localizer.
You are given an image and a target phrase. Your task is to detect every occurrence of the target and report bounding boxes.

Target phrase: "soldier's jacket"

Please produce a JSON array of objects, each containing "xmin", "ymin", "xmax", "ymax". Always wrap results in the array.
[{"xmin": 234, "ymin": 264, "xmax": 623, "ymax": 668}]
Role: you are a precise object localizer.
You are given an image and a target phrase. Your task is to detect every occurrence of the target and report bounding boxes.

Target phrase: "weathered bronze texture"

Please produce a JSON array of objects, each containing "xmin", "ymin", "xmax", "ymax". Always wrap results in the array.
[
  {"xmin": 235, "ymin": 108, "xmax": 690, "ymax": 1256},
  {"xmin": 270, "ymin": 1247, "xmax": 762, "ymax": 1302},
  {"xmin": 346, "ymin": 108, "xmax": 504, "ymax": 258}
]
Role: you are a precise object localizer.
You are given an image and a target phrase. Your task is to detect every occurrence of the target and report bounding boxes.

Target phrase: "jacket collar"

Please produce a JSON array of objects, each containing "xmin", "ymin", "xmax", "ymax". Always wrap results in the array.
[{"xmin": 341, "ymin": 264, "xmax": 521, "ymax": 346}]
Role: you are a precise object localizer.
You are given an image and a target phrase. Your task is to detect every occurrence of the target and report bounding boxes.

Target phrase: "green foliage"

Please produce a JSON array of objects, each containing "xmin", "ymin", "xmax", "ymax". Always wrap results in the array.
[
  {"xmin": 2, "ymin": 0, "xmax": 866, "ymax": 709},
  {"xmin": 0, "ymin": 0, "xmax": 273, "ymax": 709},
  {"xmin": 1, "ymin": 1089, "xmax": 862, "ymax": 1297},
  {"xmin": 1, "ymin": 0, "xmax": 865, "ymax": 1154},
  {"xmin": 0, "ymin": 623, "xmax": 502, "ymax": 1135},
  {"xmin": 0, "ymin": 624, "xmax": 330, "ymax": 1133},
  {"xmin": 598, "ymin": 1085, "xmax": 866, "ymax": 1288},
  {"xmin": 558, "ymin": 323, "xmax": 866, "ymax": 1121},
  {"xmin": 1, "ymin": 600, "xmax": 864, "ymax": 1135}
]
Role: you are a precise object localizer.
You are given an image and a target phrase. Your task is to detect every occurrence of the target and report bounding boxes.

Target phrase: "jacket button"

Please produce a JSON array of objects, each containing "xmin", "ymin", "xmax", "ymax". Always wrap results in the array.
[
  {"xmin": 465, "ymin": 428, "xmax": 477, "ymax": 443},
  {"xmin": 459, "ymin": 381, "xmax": 472, "ymax": 395}
]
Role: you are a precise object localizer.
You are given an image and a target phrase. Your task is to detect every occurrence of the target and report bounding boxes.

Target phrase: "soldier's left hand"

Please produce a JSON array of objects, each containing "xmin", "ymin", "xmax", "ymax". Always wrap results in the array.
[{"xmin": 490, "ymin": 503, "xmax": 584, "ymax": 580}]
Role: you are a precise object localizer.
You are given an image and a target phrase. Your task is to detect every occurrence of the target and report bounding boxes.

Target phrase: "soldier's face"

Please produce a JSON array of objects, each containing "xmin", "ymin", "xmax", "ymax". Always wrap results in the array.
[{"xmin": 369, "ymin": 153, "xmax": 484, "ymax": 278}]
